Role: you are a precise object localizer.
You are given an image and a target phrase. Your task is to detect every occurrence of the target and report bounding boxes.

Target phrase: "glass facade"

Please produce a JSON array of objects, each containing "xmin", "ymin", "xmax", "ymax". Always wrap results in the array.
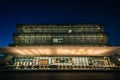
[
  {"xmin": 7, "ymin": 56, "xmax": 118, "ymax": 70},
  {"xmin": 14, "ymin": 33, "xmax": 108, "ymax": 46},
  {"xmin": 17, "ymin": 24, "xmax": 104, "ymax": 33},
  {"xmin": 12, "ymin": 24, "xmax": 108, "ymax": 46}
]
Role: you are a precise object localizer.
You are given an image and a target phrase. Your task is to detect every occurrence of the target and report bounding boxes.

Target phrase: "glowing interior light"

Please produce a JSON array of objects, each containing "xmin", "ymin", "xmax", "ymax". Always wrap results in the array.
[
  {"xmin": 87, "ymin": 49, "xmax": 93, "ymax": 55},
  {"xmin": 37, "ymin": 48, "xmax": 52, "ymax": 55},
  {"xmin": 12, "ymin": 49, "xmax": 26, "ymax": 55},
  {"xmin": 3, "ymin": 46, "xmax": 120, "ymax": 56},
  {"xmin": 30, "ymin": 49, "xmax": 39, "ymax": 55},
  {"xmin": 22, "ymin": 49, "xmax": 33, "ymax": 56}
]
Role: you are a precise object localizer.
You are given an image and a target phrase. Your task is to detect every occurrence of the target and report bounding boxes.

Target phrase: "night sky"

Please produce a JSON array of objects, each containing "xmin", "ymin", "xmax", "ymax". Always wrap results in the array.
[{"xmin": 0, "ymin": 0, "xmax": 120, "ymax": 47}]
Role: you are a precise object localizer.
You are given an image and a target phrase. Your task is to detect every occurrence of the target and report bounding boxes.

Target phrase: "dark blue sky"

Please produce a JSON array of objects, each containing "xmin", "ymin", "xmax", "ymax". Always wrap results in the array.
[{"xmin": 0, "ymin": 0, "xmax": 120, "ymax": 47}]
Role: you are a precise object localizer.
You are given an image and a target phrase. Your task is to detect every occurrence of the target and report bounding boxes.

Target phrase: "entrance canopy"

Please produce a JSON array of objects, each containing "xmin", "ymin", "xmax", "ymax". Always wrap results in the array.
[{"xmin": 0, "ymin": 46, "xmax": 120, "ymax": 56}]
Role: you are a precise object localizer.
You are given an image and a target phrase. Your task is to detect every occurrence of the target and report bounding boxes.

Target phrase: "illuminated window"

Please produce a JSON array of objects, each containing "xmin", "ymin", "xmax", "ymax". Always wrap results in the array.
[
  {"xmin": 68, "ymin": 29, "xmax": 72, "ymax": 33},
  {"xmin": 53, "ymin": 39, "xmax": 58, "ymax": 43},
  {"xmin": 53, "ymin": 38, "xmax": 63, "ymax": 43},
  {"xmin": 0, "ymin": 53, "xmax": 5, "ymax": 60}
]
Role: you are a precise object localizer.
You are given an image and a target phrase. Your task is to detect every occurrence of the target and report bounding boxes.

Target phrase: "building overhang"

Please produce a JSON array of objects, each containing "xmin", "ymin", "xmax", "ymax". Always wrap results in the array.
[{"xmin": 0, "ymin": 46, "xmax": 120, "ymax": 56}]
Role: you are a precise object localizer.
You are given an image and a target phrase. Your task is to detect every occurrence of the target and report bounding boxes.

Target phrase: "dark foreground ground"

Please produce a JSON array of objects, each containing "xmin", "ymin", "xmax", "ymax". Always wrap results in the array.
[{"xmin": 0, "ymin": 71, "xmax": 120, "ymax": 80}]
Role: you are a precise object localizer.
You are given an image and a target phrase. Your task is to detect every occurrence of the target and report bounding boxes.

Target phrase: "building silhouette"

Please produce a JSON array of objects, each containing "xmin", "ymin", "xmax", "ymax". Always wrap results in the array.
[
  {"xmin": 11, "ymin": 24, "xmax": 107, "ymax": 46},
  {"xmin": 0, "ymin": 24, "xmax": 120, "ymax": 71}
]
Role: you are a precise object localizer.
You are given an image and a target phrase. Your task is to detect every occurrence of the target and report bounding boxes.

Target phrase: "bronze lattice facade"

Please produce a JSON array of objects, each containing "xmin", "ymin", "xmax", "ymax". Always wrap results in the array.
[{"xmin": 12, "ymin": 24, "xmax": 108, "ymax": 46}]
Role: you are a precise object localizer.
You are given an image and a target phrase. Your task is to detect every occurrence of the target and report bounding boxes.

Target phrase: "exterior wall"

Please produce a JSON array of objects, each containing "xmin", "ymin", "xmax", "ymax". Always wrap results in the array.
[
  {"xmin": 14, "ymin": 33, "xmax": 108, "ymax": 46},
  {"xmin": 11, "ymin": 24, "xmax": 108, "ymax": 46},
  {"xmin": 17, "ymin": 24, "xmax": 104, "ymax": 33}
]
